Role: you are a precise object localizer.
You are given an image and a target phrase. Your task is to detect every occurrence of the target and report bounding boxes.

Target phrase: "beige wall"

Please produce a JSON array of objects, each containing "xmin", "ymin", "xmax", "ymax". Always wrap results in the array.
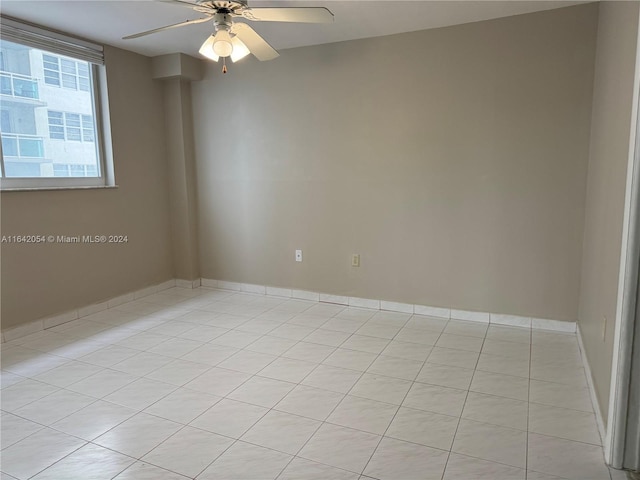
[
  {"xmin": 163, "ymin": 78, "xmax": 200, "ymax": 281},
  {"xmin": 578, "ymin": 1, "xmax": 640, "ymax": 423},
  {"xmin": 1, "ymin": 46, "xmax": 174, "ymax": 329},
  {"xmin": 192, "ymin": 4, "xmax": 598, "ymax": 321}
]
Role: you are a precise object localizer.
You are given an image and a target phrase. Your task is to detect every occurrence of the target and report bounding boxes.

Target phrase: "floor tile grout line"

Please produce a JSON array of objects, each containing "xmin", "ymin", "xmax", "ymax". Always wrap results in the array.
[
  {"xmin": 6, "ymin": 322, "xmax": 583, "ymax": 421},
  {"xmin": 123, "ymin": 418, "xmax": 235, "ymax": 479},
  {"xmin": 8, "ymin": 340, "xmax": 503, "ymax": 432},
  {"xmin": 355, "ymin": 323, "xmax": 448, "ymax": 478},
  {"xmin": 20, "ymin": 439, "xmax": 92, "ymax": 480},
  {"xmin": 275, "ymin": 311, "xmax": 417, "ymax": 478},
  {"xmin": 35, "ymin": 441, "xmax": 142, "ymax": 480},
  {"xmin": 439, "ymin": 328, "xmax": 489, "ymax": 480},
  {"xmin": 181, "ymin": 294, "xmax": 351, "ymax": 478},
  {"xmin": 2, "ymin": 288, "xmax": 600, "ymax": 480},
  {"xmin": 10, "ymin": 361, "xmax": 236, "ymax": 478}
]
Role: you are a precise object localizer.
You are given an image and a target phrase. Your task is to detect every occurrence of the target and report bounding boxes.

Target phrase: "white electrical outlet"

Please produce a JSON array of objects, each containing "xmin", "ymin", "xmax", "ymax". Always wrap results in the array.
[
  {"xmin": 351, "ymin": 254, "xmax": 360, "ymax": 267},
  {"xmin": 295, "ymin": 250, "xmax": 303, "ymax": 262}
]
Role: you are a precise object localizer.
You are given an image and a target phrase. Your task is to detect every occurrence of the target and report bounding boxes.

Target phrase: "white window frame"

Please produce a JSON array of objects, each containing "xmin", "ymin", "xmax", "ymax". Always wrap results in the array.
[
  {"xmin": 42, "ymin": 54, "xmax": 91, "ymax": 92},
  {"xmin": 0, "ymin": 15, "xmax": 114, "ymax": 190},
  {"xmin": 52, "ymin": 163, "xmax": 98, "ymax": 177},
  {"xmin": 47, "ymin": 110, "xmax": 95, "ymax": 143}
]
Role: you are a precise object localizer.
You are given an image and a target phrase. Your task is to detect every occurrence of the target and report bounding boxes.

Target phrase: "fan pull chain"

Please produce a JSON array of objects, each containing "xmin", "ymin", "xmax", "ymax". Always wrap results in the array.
[{"xmin": 222, "ymin": 57, "xmax": 228, "ymax": 74}]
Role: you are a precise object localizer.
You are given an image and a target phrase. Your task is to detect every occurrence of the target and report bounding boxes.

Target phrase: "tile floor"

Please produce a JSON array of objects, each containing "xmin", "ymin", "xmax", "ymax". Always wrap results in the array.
[{"xmin": 0, "ymin": 287, "xmax": 619, "ymax": 479}]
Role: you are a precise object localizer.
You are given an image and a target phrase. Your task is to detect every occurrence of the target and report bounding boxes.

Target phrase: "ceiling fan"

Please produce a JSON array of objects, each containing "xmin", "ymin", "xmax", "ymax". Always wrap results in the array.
[{"xmin": 123, "ymin": 0, "xmax": 334, "ymax": 72}]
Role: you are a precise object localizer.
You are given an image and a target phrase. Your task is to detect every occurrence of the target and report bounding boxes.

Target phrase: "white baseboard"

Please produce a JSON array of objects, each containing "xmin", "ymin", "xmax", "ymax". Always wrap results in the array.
[
  {"xmin": 176, "ymin": 278, "xmax": 201, "ymax": 289},
  {"xmin": 349, "ymin": 297, "xmax": 381, "ymax": 310},
  {"xmin": 381, "ymin": 300, "xmax": 414, "ymax": 314},
  {"xmin": 292, "ymin": 289, "xmax": 320, "ymax": 301},
  {"xmin": 320, "ymin": 293, "xmax": 349, "ymax": 306},
  {"xmin": 200, "ymin": 278, "xmax": 218, "ymax": 288},
  {"xmin": 491, "ymin": 313, "xmax": 532, "ymax": 328},
  {"xmin": 532, "ymin": 317, "xmax": 577, "ymax": 333},
  {"xmin": 2, "ymin": 276, "xmax": 579, "ymax": 343},
  {"xmin": 217, "ymin": 280, "xmax": 242, "ymax": 292},
  {"xmin": 451, "ymin": 309, "xmax": 491, "ymax": 323},
  {"xmin": 266, "ymin": 286, "xmax": 293, "ymax": 298},
  {"xmin": 1, "ymin": 279, "xmax": 176, "ymax": 343},
  {"xmin": 201, "ymin": 278, "xmax": 577, "ymax": 333},
  {"xmin": 414, "ymin": 304, "xmax": 449, "ymax": 319},
  {"xmin": 577, "ymin": 324, "xmax": 607, "ymax": 444},
  {"xmin": 241, "ymin": 283, "xmax": 266, "ymax": 295}
]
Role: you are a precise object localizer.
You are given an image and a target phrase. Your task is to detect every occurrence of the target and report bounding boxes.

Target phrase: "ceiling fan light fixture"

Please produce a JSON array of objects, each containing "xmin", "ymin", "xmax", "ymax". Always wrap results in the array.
[
  {"xmin": 230, "ymin": 36, "xmax": 250, "ymax": 62},
  {"xmin": 124, "ymin": 1, "xmax": 334, "ymax": 66},
  {"xmin": 212, "ymin": 29, "xmax": 233, "ymax": 57},
  {"xmin": 199, "ymin": 34, "xmax": 219, "ymax": 62}
]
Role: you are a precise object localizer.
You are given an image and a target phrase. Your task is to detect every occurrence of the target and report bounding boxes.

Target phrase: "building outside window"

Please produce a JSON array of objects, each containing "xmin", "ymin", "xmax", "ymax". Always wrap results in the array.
[
  {"xmin": 0, "ymin": 17, "xmax": 111, "ymax": 189},
  {"xmin": 42, "ymin": 54, "xmax": 90, "ymax": 92},
  {"xmin": 47, "ymin": 111, "xmax": 94, "ymax": 142}
]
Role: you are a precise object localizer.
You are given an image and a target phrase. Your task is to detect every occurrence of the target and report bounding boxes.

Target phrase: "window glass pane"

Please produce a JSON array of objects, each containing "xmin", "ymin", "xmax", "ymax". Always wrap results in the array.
[
  {"xmin": 78, "ymin": 77, "xmax": 90, "ymax": 92},
  {"xmin": 82, "ymin": 129, "xmax": 94, "ymax": 142},
  {"xmin": 2, "ymin": 136, "xmax": 18, "ymax": 156},
  {"xmin": 53, "ymin": 164, "xmax": 68, "ymax": 176},
  {"xmin": 66, "ymin": 128, "xmax": 81, "ymax": 141},
  {"xmin": 43, "ymin": 71, "xmax": 60, "ymax": 86},
  {"xmin": 48, "ymin": 111, "xmax": 63, "ymax": 125},
  {"xmin": 42, "ymin": 55, "xmax": 58, "ymax": 68},
  {"xmin": 13, "ymin": 78, "xmax": 38, "ymax": 99},
  {"xmin": 0, "ymin": 40, "xmax": 101, "ymax": 179},
  {"xmin": 1, "ymin": 110, "xmax": 12, "ymax": 132},
  {"xmin": 43, "ymin": 55, "xmax": 60, "ymax": 86},
  {"xmin": 69, "ymin": 164, "xmax": 84, "ymax": 177},
  {"xmin": 47, "ymin": 111, "xmax": 64, "ymax": 139},
  {"xmin": 0, "ymin": 74, "xmax": 12, "ymax": 95},
  {"xmin": 49, "ymin": 126, "xmax": 64, "ymax": 139},
  {"xmin": 61, "ymin": 73, "xmax": 76, "ymax": 89},
  {"xmin": 60, "ymin": 59, "xmax": 76, "ymax": 74},
  {"xmin": 81, "ymin": 115, "xmax": 95, "ymax": 142},
  {"xmin": 18, "ymin": 138, "xmax": 44, "ymax": 157},
  {"xmin": 77, "ymin": 63, "xmax": 90, "ymax": 92},
  {"xmin": 65, "ymin": 113, "xmax": 80, "ymax": 127},
  {"xmin": 4, "ymin": 162, "xmax": 40, "ymax": 177}
]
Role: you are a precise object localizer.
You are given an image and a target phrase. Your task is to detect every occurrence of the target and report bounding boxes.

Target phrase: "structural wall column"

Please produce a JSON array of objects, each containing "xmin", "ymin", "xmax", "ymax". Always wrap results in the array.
[{"xmin": 152, "ymin": 54, "xmax": 203, "ymax": 282}]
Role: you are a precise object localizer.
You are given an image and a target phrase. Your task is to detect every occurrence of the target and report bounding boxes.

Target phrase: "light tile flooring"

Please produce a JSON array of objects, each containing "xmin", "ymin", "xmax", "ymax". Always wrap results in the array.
[{"xmin": 0, "ymin": 287, "xmax": 618, "ymax": 479}]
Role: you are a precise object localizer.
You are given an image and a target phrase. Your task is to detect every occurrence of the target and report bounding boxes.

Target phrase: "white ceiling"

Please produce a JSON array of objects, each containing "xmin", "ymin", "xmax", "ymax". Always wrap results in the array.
[{"xmin": 1, "ymin": 0, "xmax": 584, "ymax": 58}]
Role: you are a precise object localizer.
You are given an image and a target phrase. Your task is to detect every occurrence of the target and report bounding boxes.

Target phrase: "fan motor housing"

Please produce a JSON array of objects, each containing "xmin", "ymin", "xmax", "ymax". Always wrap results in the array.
[
  {"xmin": 213, "ymin": 12, "xmax": 233, "ymax": 30},
  {"xmin": 195, "ymin": 1, "xmax": 248, "ymax": 15}
]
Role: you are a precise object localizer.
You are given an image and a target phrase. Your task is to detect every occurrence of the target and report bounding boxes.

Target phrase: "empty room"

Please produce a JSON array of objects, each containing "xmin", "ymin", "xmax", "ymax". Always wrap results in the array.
[{"xmin": 1, "ymin": 0, "xmax": 640, "ymax": 479}]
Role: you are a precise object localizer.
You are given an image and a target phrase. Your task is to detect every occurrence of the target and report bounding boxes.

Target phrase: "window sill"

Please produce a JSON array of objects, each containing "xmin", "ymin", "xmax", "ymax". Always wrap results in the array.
[{"xmin": 0, "ymin": 185, "xmax": 119, "ymax": 192}]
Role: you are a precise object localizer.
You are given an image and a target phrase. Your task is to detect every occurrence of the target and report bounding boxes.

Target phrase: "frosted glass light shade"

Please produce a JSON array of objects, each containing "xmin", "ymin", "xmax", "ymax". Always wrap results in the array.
[
  {"xmin": 213, "ymin": 30, "xmax": 233, "ymax": 57},
  {"xmin": 230, "ymin": 36, "xmax": 250, "ymax": 62},
  {"xmin": 199, "ymin": 35, "xmax": 219, "ymax": 62}
]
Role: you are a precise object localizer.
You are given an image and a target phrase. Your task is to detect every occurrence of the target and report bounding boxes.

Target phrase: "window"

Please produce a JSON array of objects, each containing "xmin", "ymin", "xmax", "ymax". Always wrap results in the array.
[
  {"xmin": 42, "ymin": 54, "xmax": 90, "ymax": 92},
  {"xmin": 82, "ymin": 114, "xmax": 94, "ymax": 142},
  {"xmin": 53, "ymin": 163, "xmax": 97, "ymax": 177},
  {"xmin": 47, "ymin": 111, "xmax": 94, "ymax": 142},
  {"xmin": 0, "ymin": 17, "xmax": 112, "ymax": 189},
  {"xmin": 42, "ymin": 54, "xmax": 60, "ymax": 87}
]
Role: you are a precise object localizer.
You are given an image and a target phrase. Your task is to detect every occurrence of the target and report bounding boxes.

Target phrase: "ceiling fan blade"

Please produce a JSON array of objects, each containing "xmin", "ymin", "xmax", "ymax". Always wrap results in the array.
[
  {"xmin": 123, "ymin": 16, "xmax": 211, "ymax": 40},
  {"xmin": 241, "ymin": 7, "xmax": 334, "ymax": 23},
  {"xmin": 154, "ymin": 0, "xmax": 198, "ymax": 8},
  {"xmin": 232, "ymin": 23, "xmax": 279, "ymax": 61}
]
